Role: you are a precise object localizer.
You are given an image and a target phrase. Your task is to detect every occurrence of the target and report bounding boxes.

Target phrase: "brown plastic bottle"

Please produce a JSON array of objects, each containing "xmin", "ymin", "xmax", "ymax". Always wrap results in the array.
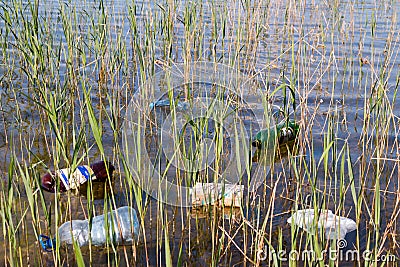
[{"xmin": 41, "ymin": 161, "xmax": 115, "ymax": 193}]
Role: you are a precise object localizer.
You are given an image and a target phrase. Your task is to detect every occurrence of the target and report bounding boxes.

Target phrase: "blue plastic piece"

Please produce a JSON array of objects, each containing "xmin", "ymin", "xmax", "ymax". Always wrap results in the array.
[{"xmin": 39, "ymin": 234, "xmax": 55, "ymax": 252}]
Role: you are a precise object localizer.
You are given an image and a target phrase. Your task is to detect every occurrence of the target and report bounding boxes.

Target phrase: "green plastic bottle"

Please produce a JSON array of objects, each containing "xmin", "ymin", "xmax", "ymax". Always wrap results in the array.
[{"xmin": 252, "ymin": 120, "xmax": 299, "ymax": 149}]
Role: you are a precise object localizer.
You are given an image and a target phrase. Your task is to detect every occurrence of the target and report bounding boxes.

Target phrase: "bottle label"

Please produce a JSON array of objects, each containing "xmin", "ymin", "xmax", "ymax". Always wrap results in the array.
[{"xmin": 57, "ymin": 165, "xmax": 95, "ymax": 191}]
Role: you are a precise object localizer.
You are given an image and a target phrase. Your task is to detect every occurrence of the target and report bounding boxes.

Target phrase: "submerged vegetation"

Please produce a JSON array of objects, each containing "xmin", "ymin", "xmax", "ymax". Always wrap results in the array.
[{"xmin": 0, "ymin": 0, "xmax": 399, "ymax": 266}]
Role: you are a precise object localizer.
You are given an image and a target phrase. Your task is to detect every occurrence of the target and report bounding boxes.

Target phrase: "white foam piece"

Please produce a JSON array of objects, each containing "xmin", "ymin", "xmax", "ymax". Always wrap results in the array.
[
  {"xmin": 287, "ymin": 209, "xmax": 357, "ymax": 240},
  {"xmin": 191, "ymin": 182, "xmax": 244, "ymax": 207}
]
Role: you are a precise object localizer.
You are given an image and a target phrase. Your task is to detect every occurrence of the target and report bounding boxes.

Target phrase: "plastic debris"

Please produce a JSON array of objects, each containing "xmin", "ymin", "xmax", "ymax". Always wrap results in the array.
[
  {"xmin": 191, "ymin": 182, "xmax": 244, "ymax": 207},
  {"xmin": 252, "ymin": 120, "xmax": 299, "ymax": 148},
  {"xmin": 287, "ymin": 209, "xmax": 357, "ymax": 240},
  {"xmin": 41, "ymin": 161, "xmax": 115, "ymax": 193},
  {"xmin": 149, "ymin": 99, "xmax": 189, "ymax": 111},
  {"xmin": 39, "ymin": 206, "xmax": 139, "ymax": 251}
]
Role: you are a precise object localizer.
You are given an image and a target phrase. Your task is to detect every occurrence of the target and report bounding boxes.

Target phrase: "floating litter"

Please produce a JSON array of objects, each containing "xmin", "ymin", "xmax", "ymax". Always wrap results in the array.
[
  {"xmin": 39, "ymin": 206, "xmax": 139, "ymax": 251},
  {"xmin": 191, "ymin": 183, "xmax": 244, "ymax": 207},
  {"xmin": 149, "ymin": 99, "xmax": 189, "ymax": 111},
  {"xmin": 287, "ymin": 209, "xmax": 357, "ymax": 240}
]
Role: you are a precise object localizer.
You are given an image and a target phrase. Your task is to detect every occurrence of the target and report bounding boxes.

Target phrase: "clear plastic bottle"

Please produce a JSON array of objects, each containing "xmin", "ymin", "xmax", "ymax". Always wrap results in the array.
[{"xmin": 56, "ymin": 206, "xmax": 139, "ymax": 248}]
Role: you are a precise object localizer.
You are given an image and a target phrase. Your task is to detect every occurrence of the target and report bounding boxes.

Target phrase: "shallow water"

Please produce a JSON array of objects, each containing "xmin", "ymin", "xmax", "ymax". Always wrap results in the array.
[{"xmin": 0, "ymin": 0, "xmax": 399, "ymax": 266}]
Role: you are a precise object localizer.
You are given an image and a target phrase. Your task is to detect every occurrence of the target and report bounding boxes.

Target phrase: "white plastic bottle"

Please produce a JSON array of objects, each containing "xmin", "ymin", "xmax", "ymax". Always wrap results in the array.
[{"xmin": 57, "ymin": 206, "xmax": 139, "ymax": 247}]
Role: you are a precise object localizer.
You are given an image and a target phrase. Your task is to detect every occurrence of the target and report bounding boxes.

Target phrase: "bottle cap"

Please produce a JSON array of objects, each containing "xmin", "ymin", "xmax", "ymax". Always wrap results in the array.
[{"xmin": 39, "ymin": 234, "xmax": 55, "ymax": 252}]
